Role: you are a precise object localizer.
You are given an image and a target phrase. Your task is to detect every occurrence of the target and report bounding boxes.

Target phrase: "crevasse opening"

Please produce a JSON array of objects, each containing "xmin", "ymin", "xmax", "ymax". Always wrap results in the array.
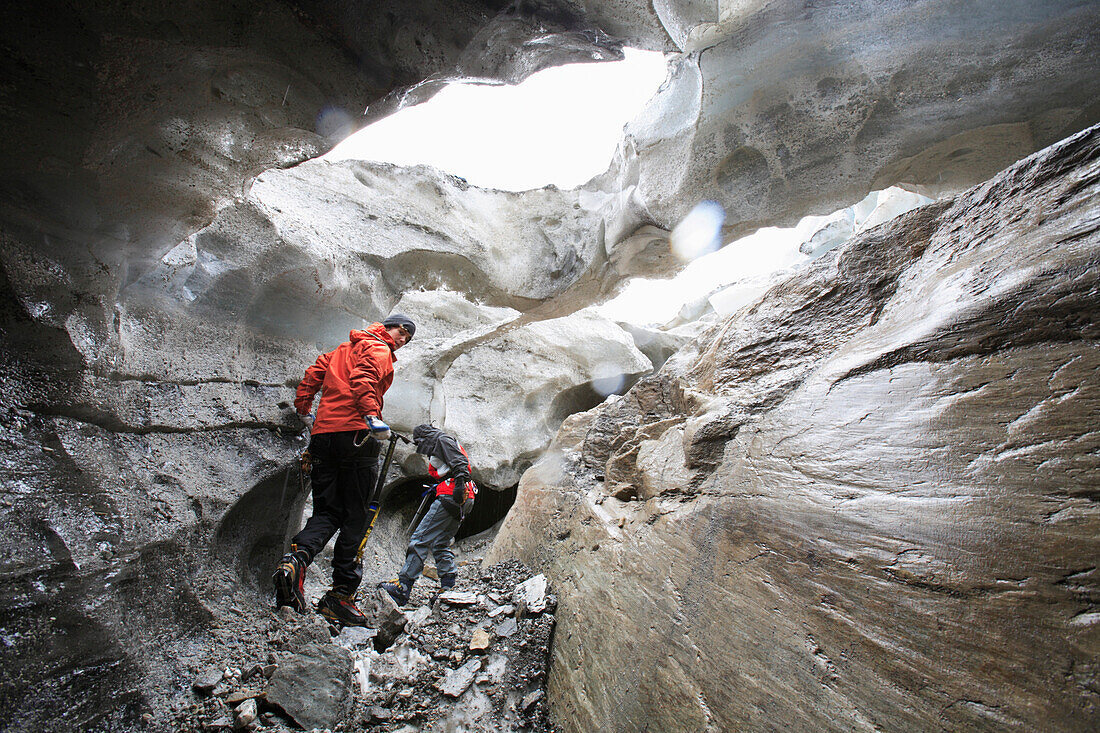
[{"xmin": 323, "ymin": 48, "xmax": 667, "ymax": 191}]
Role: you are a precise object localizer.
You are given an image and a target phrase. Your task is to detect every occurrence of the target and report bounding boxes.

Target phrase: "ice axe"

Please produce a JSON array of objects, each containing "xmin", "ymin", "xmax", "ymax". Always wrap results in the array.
[
  {"xmin": 354, "ymin": 429, "xmax": 411, "ymax": 562},
  {"xmin": 406, "ymin": 484, "xmax": 435, "ymax": 535}
]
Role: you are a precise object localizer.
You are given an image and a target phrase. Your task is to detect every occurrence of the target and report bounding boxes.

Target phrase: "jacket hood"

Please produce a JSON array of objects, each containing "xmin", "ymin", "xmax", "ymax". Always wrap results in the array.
[
  {"xmin": 413, "ymin": 424, "xmax": 444, "ymax": 456},
  {"xmin": 351, "ymin": 323, "xmax": 399, "ymax": 356}
]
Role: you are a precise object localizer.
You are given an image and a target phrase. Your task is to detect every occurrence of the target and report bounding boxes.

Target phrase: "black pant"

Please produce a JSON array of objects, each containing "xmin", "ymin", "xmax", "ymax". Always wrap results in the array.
[{"xmin": 292, "ymin": 430, "xmax": 380, "ymax": 593}]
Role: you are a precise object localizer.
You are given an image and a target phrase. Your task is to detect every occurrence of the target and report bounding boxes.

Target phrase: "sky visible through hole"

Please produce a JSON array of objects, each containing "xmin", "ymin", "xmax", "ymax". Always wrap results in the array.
[
  {"xmin": 324, "ymin": 48, "xmax": 669, "ymax": 191},
  {"xmin": 324, "ymin": 49, "xmax": 934, "ymax": 330}
]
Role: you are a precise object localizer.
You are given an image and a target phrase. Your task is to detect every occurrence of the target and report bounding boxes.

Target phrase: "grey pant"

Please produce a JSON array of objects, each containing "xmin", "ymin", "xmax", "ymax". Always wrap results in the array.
[{"xmin": 400, "ymin": 499, "xmax": 461, "ymax": 582}]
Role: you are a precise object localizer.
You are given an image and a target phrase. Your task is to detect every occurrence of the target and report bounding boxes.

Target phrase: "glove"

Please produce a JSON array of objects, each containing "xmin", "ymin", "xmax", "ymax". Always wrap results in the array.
[
  {"xmin": 299, "ymin": 413, "xmax": 314, "ymax": 433},
  {"xmin": 453, "ymin": 478, "xmax": 467, "ymax": 505},
  {"xmin": 366, "ymin": 415, "xmax": 391, "ymax": 441},
  {"xmin": 438, "ymin": 496, "xmax": 462, "ymax": 522}
]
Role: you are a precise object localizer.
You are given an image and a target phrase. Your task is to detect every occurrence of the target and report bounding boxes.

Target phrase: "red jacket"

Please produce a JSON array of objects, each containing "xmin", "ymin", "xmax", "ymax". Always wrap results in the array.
[
  {"xmin": 428, "ymin": 444, "xmax": 478, "ymax": 500},
  {"xmin": 295, "ymin": 323, "xmax": 398, "ymax": 435}
]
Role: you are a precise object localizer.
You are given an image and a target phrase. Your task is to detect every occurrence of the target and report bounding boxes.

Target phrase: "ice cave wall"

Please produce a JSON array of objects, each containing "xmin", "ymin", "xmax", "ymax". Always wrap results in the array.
[
  {"xmin": 0, "ymin": 1, "xmax": 1098, "ymax": 730},
  {"xmin": 491, "ymin": 125, "xmax": 1100, "ymax": 732}
]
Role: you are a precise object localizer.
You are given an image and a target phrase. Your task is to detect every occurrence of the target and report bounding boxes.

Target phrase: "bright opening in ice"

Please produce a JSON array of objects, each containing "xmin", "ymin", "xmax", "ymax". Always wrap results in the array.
[
  {"xmin": 323, "ymin": 48, "xmax": 668, "ymax": 191},
  {"xmin": 596, "ymin": 187, "xmax": 935, "ymax": 328}
]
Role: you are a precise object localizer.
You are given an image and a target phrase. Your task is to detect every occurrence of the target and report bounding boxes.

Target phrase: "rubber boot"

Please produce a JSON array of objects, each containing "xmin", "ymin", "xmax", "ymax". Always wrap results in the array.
[
  {"xmin": 440, "ymin": 573, "xmax": 456, "ymax": 590},
  {"xmin": 379, "ymin": 576, "xmax": 414, "ymax": 606},
  {"xmin": 272, "ymin": 546, "xmax": 309, "ymax": 613},
  {"xmin": 316, "ymin": 588, "xmax": 369, "ymax": 627}
]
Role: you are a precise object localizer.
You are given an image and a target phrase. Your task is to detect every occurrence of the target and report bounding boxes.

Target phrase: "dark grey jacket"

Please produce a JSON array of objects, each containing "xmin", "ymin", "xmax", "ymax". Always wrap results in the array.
[{"xmin": 412, "ymin": 424, "xmax": 473, "ymax": 502}]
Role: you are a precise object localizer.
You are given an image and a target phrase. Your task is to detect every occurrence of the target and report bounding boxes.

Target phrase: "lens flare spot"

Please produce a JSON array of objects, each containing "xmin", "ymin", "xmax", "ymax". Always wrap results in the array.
[
  {"xmin": 316, "ymin": 106, "xmax": 355, "ymax": 141},
  {"xmin": 591, "ymin": 362, "xmax": 626, "ymax": 397},
  {"xmin": 670, "ymin": 200, "xmax": 725, "ymax": 262}
]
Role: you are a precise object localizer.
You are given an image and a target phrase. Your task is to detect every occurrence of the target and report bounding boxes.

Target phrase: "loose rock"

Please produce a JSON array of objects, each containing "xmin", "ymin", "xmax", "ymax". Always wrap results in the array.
[
  {"xmin": 193, "ymin": 667, "xmax": 223, "ymax": 696},
  {"xmin": 265, "ymin": 642, "xmax": 354, "ymax": 731},
  {"xmin": 469, "ymin": 628, "xmax": 491, "ymax": 653},
  {"xmin": 514, "ymin": 575, "xmax": 548, "ymax": 614},
  {"xmin": 357, "ymin": 588, "xmax": 408, "ymax": 652},
  {"xmin": 440, "ymin": 658, "xmax": 484, "ymax": 698},
  {"xmin": 224, "ymin": 689, "xmax": 263, "ymax": 706},
  {"xmin": 438, "ymin": 590, "xmax": 479, "ymax": 606},
  {"xmin": 488, "ymin": 604, "xmax": 513, "ymax": 618},
  {"xmin": 233, "ymin": 697, "xmax": 258, "ymax": 729},
  {"xmin": 523, "ymin": 689, "xmax": 544, "ymax": 711}
]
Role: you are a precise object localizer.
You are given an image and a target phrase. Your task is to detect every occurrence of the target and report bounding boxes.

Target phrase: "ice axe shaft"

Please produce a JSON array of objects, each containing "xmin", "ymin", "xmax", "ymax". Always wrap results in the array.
[
  {"xmin": 370, "ymin": 429, "xmax": 409, "ymax": 503},
  {"xmin": 406, "ymin": 487, "xmax": 433, "ymax": 534},
  {"xmin": 354, "ymin": 430, "xmax": 409, "ymax": 561},
  {"xmin": 292, "ymin": 449, "xmax": 311, "ymax": 505}
]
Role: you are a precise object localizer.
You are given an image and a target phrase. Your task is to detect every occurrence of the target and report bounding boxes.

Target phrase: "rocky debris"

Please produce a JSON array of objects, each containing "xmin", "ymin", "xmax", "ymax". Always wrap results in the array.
[
  {"xmin": 522, "ymin": 689, "xmax": 545, "ymax": 712},
  {"xmin": 336, "ymin": 626, "xmax": 379, "ymax": 652},
  {"xmin": 345, "ymin": 560, "xmax": 557, "ymax": 731},
  {"xmin": 489, "ymin": 603, "xmax": 514, "ymax": 618},
  {"xmin": 224, "ymin": 690, "xmax": 263, "ymax": 706},
  {"xmin": 495, "ymin": 617, "xmax": 520, "ymax": 639},
  {"xmin": 172, "ymin": 560, "xmax": 556, "ymax": 732}
]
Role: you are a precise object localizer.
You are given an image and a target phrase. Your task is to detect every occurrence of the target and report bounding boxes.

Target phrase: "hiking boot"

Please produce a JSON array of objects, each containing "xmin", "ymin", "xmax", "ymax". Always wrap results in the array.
[
  {"xmin": 440, "ymin": 573, "xmax": 456, "ymax": 590},
  {"xmin": 316, "ymin": 589, "xmax": 368, "ymax": 627},
  {"xmin": 272, "ymin": 548, "xmax": 309, "ymax": 613},
  {"xmin": 379, "ymin": 577, "xmax": 413, "ymax": 606}
]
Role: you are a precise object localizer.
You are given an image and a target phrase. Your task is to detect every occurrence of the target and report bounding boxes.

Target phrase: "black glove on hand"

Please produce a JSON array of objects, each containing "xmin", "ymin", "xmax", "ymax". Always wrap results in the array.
[
  {"xmin": 439, "ymin": 496, "xmax": 462, "ymax": 521},
  {"xmin": 453, "ymin": 478, "xmax": 467, "ymax": 505}
]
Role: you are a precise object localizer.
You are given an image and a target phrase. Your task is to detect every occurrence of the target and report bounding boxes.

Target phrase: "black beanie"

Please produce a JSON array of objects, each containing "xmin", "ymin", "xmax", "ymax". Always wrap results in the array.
[{"xmin": 382, "ymin": 313, "xmax": 416, "ymax": 340}]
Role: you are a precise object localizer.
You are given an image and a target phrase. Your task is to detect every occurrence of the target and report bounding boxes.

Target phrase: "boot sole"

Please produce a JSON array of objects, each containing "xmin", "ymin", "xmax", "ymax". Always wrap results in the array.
[{"xmin": 272, "ymin": 568, "xmax": 306, "ymax": 613}]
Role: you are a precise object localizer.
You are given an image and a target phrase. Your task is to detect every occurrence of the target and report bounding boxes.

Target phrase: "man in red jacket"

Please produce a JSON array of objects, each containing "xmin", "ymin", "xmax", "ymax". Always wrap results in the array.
[{"xmin": 273, "ymin": 313, "xmax": 415, "ymax": 626}]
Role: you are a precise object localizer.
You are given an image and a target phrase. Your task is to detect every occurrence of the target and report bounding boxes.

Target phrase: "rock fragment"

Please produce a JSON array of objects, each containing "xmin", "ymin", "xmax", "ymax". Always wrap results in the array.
[
  {"xmin": 438, "ymin": 590, "xmax": 479, "ymax": 606},
  {"xmin": 357, "ymin": 588, "xmax": 408, "ymax": 651},
  {"xmin": 494, "ymin": 617, "xmax": 518, "ymax": 638},
  {"xmin": 224, "ymin": 689, "xmax": 263, "ymax": 706},
  {"xmin": 369, "ymin": 706, "xmax": 393, "ymax": 722},
  {"xmin": 405, "ymin": 606, "xmax": 432, "ymax": 630},
  {"xmin": 513, "ymin": 575, "xmax": 548, "ymax": 614},
  {"xmin": 439, "ymin": 658, "xmax": 484, "ymax": 698},
  {"xmin": 193, "ymin": 667, "xmax": 223, "ymax": 696},
  {"xmin": 488, "ymin": 604, "xmax": 513, "ymax": 618},
  {"xmin": 335, "ymin": 626, "xmax": 378, "ymax": 651},
  {"xmin": 233, "ymin": 697, "xmax": 258, "ymax": 729},
  {"xmin": 469, "ymin": 628, "xmax": 491, "ymax": 653},
  {"xmin": 522, "ymin": 689, "xmax": 544, "ymax": 711},
  {"xmin": 265, "ymin": 642, "xmax": 354, "ymax": 731}
]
